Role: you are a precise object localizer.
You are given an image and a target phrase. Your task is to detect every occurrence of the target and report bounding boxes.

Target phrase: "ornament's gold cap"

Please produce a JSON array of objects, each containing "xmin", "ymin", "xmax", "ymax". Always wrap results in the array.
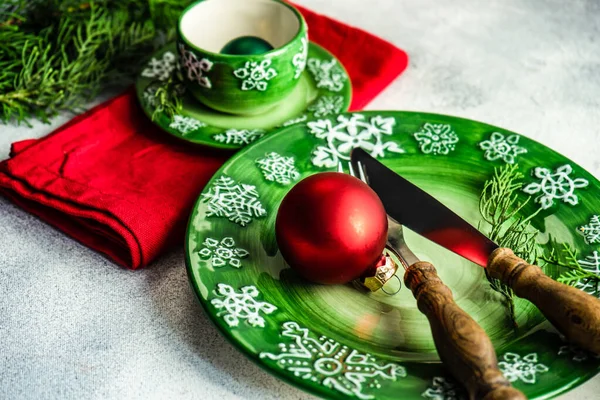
[{"xmin": 359, "ymin": 254, "xmax": 399, "ymax": 292}]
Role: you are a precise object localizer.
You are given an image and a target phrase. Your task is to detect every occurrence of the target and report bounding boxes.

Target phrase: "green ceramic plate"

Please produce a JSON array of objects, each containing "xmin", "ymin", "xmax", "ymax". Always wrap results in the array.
[
  {"xmin": 135, "ymin": 42, "xmax": 352, "ymax": 149},
  {"xmin": 186, "ymin": 111, "xmax": 600, "ymax": 399}
]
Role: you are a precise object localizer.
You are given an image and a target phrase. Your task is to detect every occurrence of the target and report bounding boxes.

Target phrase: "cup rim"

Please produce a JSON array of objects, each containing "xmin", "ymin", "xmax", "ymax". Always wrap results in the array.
[{"xmin": 177, "ymin": 0, "xmax": 307, "ymax": 60}]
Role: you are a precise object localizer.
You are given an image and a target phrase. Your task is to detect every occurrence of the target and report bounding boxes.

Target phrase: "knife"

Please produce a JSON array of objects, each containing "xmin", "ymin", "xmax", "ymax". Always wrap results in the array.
[{"xmin": 351, "ymin": 148, "xmax": 600, "ymax": 355}]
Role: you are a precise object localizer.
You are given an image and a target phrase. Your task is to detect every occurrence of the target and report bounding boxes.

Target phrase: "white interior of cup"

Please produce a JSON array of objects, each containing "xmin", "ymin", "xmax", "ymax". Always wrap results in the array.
[{"xmin": 180, "ymin": 0, "xmax": 301, "ymax": 53}]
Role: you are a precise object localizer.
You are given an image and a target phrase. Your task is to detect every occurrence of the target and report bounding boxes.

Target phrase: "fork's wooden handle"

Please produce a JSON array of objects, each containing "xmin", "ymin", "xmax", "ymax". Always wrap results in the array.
[
  {"xmin": 488, "ymin": 248, "xmax": 600, "ymax": 354},
  {"xmin": 405, "ymin": 262, "xmax": 526, "ymax": 400}
]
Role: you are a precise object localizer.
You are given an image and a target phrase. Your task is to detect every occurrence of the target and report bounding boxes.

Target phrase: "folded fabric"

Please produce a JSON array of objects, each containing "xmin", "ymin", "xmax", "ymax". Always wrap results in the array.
[{"xmin": 0, "ymin": 5, "xmax": 409, "ymax": 269}]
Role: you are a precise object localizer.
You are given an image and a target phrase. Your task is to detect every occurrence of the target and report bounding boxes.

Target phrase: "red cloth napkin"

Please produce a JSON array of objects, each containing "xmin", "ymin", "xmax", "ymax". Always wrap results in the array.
[{"xmin": 0, "ymin": 5, "xmax": 408, "ymax": 269}]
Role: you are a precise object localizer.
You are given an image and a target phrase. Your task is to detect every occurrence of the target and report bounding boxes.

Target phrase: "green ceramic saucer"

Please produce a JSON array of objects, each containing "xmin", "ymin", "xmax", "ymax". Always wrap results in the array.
[
  {"xmin": 135, "ymin": 42, "xmax": 352, "ymax": 149},
  {"xmin": 186, "ymin": 111, "xmax": 600, "ymax": 399}
]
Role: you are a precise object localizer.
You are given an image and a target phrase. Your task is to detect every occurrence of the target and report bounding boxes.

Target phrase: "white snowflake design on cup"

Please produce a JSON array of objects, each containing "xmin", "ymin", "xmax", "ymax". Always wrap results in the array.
[
  {"xmin": 279, "ymin": 114, "xmax": 308, "ymax": 127},
  {"xmin": 413, "ymin": 123, "xmax": 459, "ymax": 155},
  {"xmin": 498, "ymin": 352, "xmax": 549, "ymax": 384},
  {"xmin": 307, "ymin": 114, "xmax": 404, "ymax": 168},
  {"xmin": 141, "ymin": 51, "xmax": 177, "ymax": 81},
  {"xmin": 421, "ymin": 376, "xmax": 467, "ymax": 400},
  {"xmin": 178, "ymin": 43, "xmax": 213, "ymax": 88},
  {"xmin": 478, "ymin": 132, "xmax": 527, "ymax": 164},
  {"xmin": 308, "ymin": 95, "xmax": 345, "ymax": 118},
  {"xmin": 201, "ymin": 175, "xmax": 267, "ymax": 227},
  {"xmin": 212, "ymin": 129, "xmax": 266, "ymax": 146},
  {"xmin": 211, "ymin": 284, "xmax": 276, "ymax": 328},
  {"xmin": 233, "ymin": 59, "xmax": 278, "ymax": 91},
  {"xmin": 522, "ymin": 164, "xmax": 589, "ymax": 210},
  {"xmin": 256, "ymin": 153, "xmax": 300, "ymax": 185},
  {"xmin": 199, "ymin": 237, "xmax": 249, "ymax": 269},
  {"xmin": 292, "ymin": 37, "xmax": 308, "ymax": 79},
  {"xmin": 558, "ymin": 343, "xmax": 600, "ymax": 362},
  {"xmin": 260, "ymin": 321, "xmax": 406, "ymax": 399},
  {"xmin": 168, "ymin": 115, "xmax": 206, "ymax": 134},
  {"xmin": 307, "ymin": 58, "xmax": 347, "ymax": 92},
  {"xmin": 579, "ymin": 215, "xmax": 600, "ymax": 244}
]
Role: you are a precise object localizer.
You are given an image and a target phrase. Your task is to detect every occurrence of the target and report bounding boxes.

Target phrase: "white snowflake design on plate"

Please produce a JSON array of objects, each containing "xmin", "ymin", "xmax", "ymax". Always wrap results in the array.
[
  {"xmin": 308, "ymin": 95, "xmax": 345, "ymax": 118},
  {"xmin": 558, "ymin": 343, "xmax": 600, "ymax": 362},
  {"xmin": 307, "ymin": 58, "xmax": 347, "ymax": 92},
  {"xmin": 142, "ymin": 86, "xmax": 158, "ymax": 108},
  {"xmin": 141, "ymin": 51, "xmax": 177, "ymax": 81},
  {"xmin": 212, "ymin": 129, "xmax": 266, "ymax": 146},
  {"xmin": 307, "ymin": 114, "xmax": 404, "ymax": 168},
  {"xmin": 522, "ymin": 164, "xmax": 589, "ymax": 210},
  {"xmin": 280, "ymin": 114, "xmax": 308, "ymax": 127},
  {"xmin": 168, "ymin": 115, "xmax": 206, "ymax": 134},
  {"xmin": 292, "ymin": 37, "xmax": 308, "ymax": 79},
  {"xmin": 260, "ymin": 321, "xmax": 406, "ymax": 399},
  {"xmin": 573, "ymin": 251, "xmax": 600, "ymax": 297},
  {"xmin": 498, "ymin": 352, "xmax": 549, "ymax": 384},
  {"xmin": 233, "ymin": 59, "xmax": 278, "ymax": 91},
  {"xmin": 413, "ymin": 123, "xmax": 459, "ymax": 155},
  {"xmin": 178, "ymin": 44, "xmax": 213, "ymax": 88},
  {"xmin": 579, "ymin": 215, "xmax": 600, "ymax": 244},
  {"xmin": 256, "ymin": 153, "xmax": 300, "ymax": 185},
  {"xmin": 478, "ymin": 132, "xmax": 527, "ymax": 164},
  {"xmin": 421, "ymin": 376, "xmax": 466, "ymax": 400},
  {"xmin": 201, "ymin": 175, "xmax": 267, "ymax": 226},
  {"xmin": 211, "ymin": 284, "xmax": 276, "ymax": 328},
  {"xmin": 199, "ymin": 237, "xmax": 249, "ymax": 269}
]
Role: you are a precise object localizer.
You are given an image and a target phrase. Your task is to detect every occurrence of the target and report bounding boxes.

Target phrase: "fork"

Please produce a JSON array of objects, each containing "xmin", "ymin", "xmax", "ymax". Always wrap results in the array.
[{"xmin": 343, "ymin": 161, "xmax": 526, "ymax": 400}]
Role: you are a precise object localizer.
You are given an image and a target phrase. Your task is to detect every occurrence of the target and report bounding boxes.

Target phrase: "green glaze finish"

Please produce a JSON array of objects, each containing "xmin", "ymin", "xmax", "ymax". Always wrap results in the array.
[
  {"xmin": 186, "ymin": 111, "xmax": 600, "ymax": 399},
  {"xmin": 177, "ymin": 0, "xmax": 308, "ymax": 115},
  {"xmin": 135, "ymin": 42, "xmax": 351, "ymax": 150},
  {"xmin": 221, "ymin": 36, "xmax": 275, "ymax": 55}
]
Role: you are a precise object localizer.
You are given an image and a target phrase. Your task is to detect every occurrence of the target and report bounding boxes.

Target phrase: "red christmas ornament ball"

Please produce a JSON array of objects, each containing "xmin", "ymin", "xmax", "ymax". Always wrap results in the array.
[{"xmin": 275, "ymin": 172, "xmax": 388, "ymax": 285}]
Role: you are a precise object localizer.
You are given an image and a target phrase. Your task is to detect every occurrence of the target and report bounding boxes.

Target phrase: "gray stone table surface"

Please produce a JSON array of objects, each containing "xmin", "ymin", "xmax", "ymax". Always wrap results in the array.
[{"xmin": 1, "ymin": 0, "xmax": 599, "ymax": 399}]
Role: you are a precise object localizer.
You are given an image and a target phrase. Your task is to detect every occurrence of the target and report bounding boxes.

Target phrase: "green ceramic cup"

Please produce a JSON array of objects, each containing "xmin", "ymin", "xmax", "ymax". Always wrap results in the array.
[{"xmin": 177, "ymin": 0, "xmax": 309, "ymax": 115}]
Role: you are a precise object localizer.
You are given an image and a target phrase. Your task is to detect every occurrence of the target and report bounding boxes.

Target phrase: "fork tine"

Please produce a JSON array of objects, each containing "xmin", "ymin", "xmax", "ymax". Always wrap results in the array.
[
  {"xmin": 337, "ymin": 162, "xmax": 344, "ymax": 173},
  {"xmin": 348, "ymin": 161, "xmax": 356, "ymax": 177},
  {"xmin": 357, "ymin": 161, "xmax": 368, "ymax": 184}
]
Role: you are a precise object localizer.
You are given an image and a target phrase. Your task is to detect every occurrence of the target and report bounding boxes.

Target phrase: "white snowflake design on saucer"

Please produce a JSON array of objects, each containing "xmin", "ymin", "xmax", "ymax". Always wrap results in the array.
[
  {"xmin": 572, "ymin": 251, "xmax": 600, "ymax": 297},
  {"xmin": 199, "ymin": 237, "xmax": 249, "ymax": 269},
  {"xmin": 280, "ymin": 114, "xmax": 308, "ymax": 127},
  {"xmin": 168, "ymin": 115, "xmax": 206, "ymax": 134},
  {"xmin": 579, "ymin": 215, "xmax": 600, "ymax": 244},
  {"xmin": 141, "ymin": 51, "xmax": 177, "ymax": 81},
  {"xmin": 478, "ymin": 132, "xmax": 527, "ymax": 164},
  {"xmin": 308, "ymin": 95, "xmax": 345, "ymax": 118},
  {"xmin": 558, "ymin": 342, "xmax": 600, "ymax": 362},
  {"xmin": 201, "ymin": 175, "xmax": 267, "ymax": 226},
  {"xmin": 307, "ymin": 58, "xmax": 347, "ymax": 92},
  {"xmin": 260, "ymin": 321, "xmax": 406, "ymax": 399},
  {"xmin": 256, "ymin": 153, "xmax": 300, "ymax": 185},
  {"xmin": 212, "ymin": 129, "xmax": 266, "ymax": 146},
  {"xmin": 522, "ymin": 164, "xmax": 589, "ymax": 210},
  {"xmin": 421, "ymin": 376, "xmax": 466, "ymax": 400},
  {"xmin": 292, "ymin": 37, "xmax": 308, "ymax": 79},
  {"xmin": 413, "ymin": 123, "xmax": 459, "ymax": 155},
  {"xmin": 233, "ymin": 59, "xmax": 278, "ymax": 91},
  {"xmin": 178, "ymin": 44, "xmax": 213, "ymax": 88},
  {"xmin": 307, "ymin": 114, "xmax": 404, "ymax": 168},
  {"xmin": 498, "ymin": 352, "xmax": 548, "ymax": 384},
  {"xmin": 211, "ymin": 284, "xmax": 276, "ymax": 328}
]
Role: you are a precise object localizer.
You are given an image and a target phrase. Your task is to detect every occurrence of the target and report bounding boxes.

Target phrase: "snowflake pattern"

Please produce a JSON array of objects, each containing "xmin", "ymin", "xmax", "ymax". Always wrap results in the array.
[
  {"xmin": 579, "ymin": 215, "xmax": 600, "ymax": 244},
  {"xmin": 307, "ymin": 114, "xmax": 404, "ymax": 168},
  {"xmin": 413, "ymin": 123, "xmax": 459, "ymax": 155},
  {"xmin": 178, "ymin": 44, "xmax": 213, "ymax": 88},
  {"xmin": 143, "ymin": 86, "xmax": 158, "ymax": 108},
  {"xmin": 256, "ymin": 153, "xmax": 300, "ymax": 185},
  {"xmin": 280, "ymin": 114, "xmax": 308, "ymax": 127},
  {"xmin": 308, "ymin": 96, "xmax": 345, "ymax": 118},
  {"xmin": 522, "ymin": 165, "xmax": 589, "ymax": 210},
  {"xmin": 233, "ymin": 59, "xmax": 278, "ymax": 91},
  {"xmin": 307, "ymin": 58, "xmax": 347, "ymax": 92},
  {"xmin": 201, "ymin": 175, "xmax": 267, "ymax": 226},
  {"xmin": 211, "ymin": 284, "xmax": 276, "ymax": 328},
  {"xmin": 558, "ymin": 343, "xmax": 600, "ymax": 362},
  {"xmin": 212, "ymin": 129, "xmax": 266, "ymax": 146},
  {"xmin": 260, "ymin": 322, "xmax": 406, "ymax": 399},
  {"xmin": 478, "ymin": 132, "xmax": 527, "ymax": 164},
  {"xmin": 292, "ymin": 37, "xmax": 308, "ymax": 79},
  {"xmin": 421, "ymin": 376, "xmax": 467, "ymax": 400},
  {"xmin": 199, "ymin": 237, "xmax": 249, "ymax": 269},
  {"xmin": 498, "ymin": 352, "xmax": 549, "ymax": 384},
  {"xmin": 574, "ymin": 251, "xmax": 600, "ymax": 297},
  {"xmin": 168, "ymin": 115, "xmax": 206, "ymax": 134},
  {"xmin": 141, "ymin": 51, "xmax": 177, "ymax": 81}
]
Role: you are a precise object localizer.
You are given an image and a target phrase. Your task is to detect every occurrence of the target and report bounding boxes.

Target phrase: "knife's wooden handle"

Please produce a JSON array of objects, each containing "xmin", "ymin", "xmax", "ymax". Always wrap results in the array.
[
  {"xmin": 488, "ymin": 247, "xmax": 600, "ymax": 354},
  {"xmin": 404, "ymin": 262, "xmax": 526, "ymax": 400}
]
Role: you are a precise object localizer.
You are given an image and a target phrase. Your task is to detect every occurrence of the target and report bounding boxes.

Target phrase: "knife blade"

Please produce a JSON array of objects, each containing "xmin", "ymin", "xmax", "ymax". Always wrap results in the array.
[{"xmin": 350, "ymin": 147, "xmax": 600, "ymax": 356}]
